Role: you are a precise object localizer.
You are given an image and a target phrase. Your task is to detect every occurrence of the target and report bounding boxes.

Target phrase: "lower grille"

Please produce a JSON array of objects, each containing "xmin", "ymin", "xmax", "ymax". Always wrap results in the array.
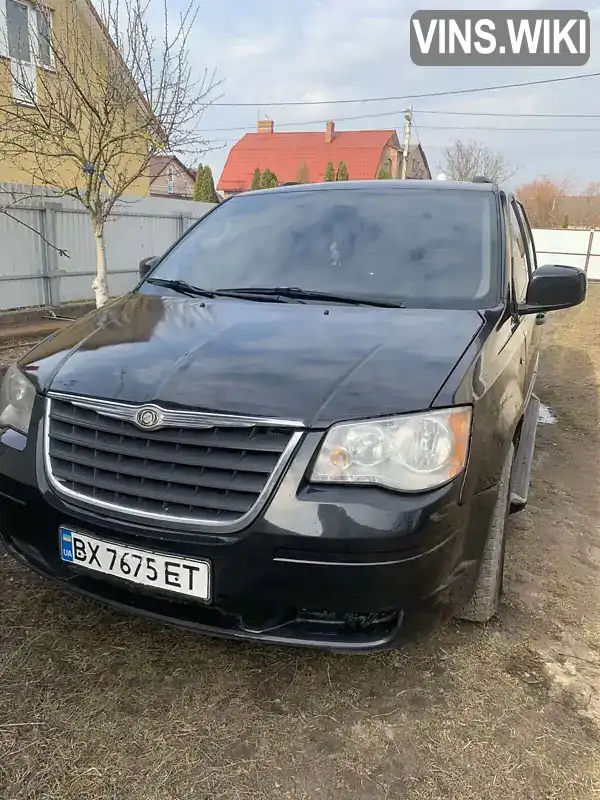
[{"xmin": 45, "ymin": 396, "xmax": 302, "ymax": 527}]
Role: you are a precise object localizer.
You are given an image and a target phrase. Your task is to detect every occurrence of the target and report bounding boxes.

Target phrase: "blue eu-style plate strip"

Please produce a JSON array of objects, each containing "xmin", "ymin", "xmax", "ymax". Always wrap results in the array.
[{"xmin": 60, "ymin": 527, "xmax": 74, "ymax": 562}]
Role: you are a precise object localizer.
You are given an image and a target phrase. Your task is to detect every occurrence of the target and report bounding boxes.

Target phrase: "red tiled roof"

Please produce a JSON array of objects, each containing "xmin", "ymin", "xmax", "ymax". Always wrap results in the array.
[{"xmin": 217, "ymin": 129, "xmax": 398, "ymax": 191}]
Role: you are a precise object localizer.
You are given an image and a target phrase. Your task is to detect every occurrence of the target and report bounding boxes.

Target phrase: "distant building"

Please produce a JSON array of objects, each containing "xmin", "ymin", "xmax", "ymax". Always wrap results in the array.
[
  {"xmin": 149, "ymin": 156, "xmax": 196, "ymax": 200},
  {"xmin": 217, "ymin": 120, "xmax": 431, "ymax": 197}
]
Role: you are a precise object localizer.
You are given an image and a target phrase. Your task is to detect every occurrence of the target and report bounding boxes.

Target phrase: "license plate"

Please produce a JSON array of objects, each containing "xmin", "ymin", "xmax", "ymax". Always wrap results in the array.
[{"xmin": 59, "ymin": 527, "xmax": 210, "ymax": 601}]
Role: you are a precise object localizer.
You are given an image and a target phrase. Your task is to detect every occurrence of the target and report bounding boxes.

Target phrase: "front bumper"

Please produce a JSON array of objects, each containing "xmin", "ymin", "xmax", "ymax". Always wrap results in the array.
[{"xmin": 0, "ymin": 410, "xmax": 498, "ymax": 652}]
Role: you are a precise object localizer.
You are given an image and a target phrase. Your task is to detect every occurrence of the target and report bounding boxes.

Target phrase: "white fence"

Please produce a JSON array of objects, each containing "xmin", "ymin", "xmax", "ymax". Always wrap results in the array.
[
  {"xmin": 532, "ymin": 228, "xmax": 600, "ymax": 281},
  {"xmin": 0, "ymin": 183, "xmax": 215, "ymax": 310}
]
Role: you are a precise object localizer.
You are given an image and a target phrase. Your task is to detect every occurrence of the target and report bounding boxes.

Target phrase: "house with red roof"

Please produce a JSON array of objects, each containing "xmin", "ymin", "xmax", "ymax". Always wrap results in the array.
[{"xmin": 217, "ymin": 120, "xmax": 431, "ymax": 196}]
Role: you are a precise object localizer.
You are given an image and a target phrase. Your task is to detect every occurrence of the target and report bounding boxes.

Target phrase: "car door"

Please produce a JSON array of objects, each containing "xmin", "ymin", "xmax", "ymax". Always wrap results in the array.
[{"xmin": 509, "ymin": 197, "xmax": 537, "ymax": 404}]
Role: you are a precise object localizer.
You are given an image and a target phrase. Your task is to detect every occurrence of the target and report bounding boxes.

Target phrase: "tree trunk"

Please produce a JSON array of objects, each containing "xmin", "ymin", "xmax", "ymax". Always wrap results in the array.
[{"xmin": 92, "ymin": 224, "xmax": 109, "ymax": 307}]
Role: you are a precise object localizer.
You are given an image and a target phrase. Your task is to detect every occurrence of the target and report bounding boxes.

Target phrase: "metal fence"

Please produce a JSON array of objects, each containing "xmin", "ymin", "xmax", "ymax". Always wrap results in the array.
[
  {"xmin": 0, "ymin": 183, "xmax": 215, "ymax": 310},
  {"xmin": 532, "ymin": 228, "xmax": 600, "ymax": 281}
]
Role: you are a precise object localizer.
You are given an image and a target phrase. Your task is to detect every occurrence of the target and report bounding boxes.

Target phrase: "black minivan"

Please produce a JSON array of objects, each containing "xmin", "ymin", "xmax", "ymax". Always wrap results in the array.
[{"xmin": 0, "ymin": 180, "xmax": 586, "ymax": 651}]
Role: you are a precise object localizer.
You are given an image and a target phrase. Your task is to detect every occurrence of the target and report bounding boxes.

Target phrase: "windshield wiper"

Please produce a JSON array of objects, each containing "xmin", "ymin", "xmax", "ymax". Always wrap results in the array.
[
  {"xmin": 146, "ymin": 280, "xmax": 405, "ymax": 308},
  {"xmin": 145, "ymin": 279, "xmax": 290, "ymax": 303},
  {"xmin": 216, "ymin": 286, "xmax": 406, "ymax": 308},
  {"xmin": 146, "ymin": 278, "xmax": 216, "ymax": 298}
]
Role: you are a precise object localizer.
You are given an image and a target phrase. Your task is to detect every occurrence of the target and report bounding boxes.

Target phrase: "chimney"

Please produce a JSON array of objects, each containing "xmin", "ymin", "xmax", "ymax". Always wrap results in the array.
[
  {"xmin": 325, "ymin": 120, "xmax": 335, "ymax": 143},
  {"xmin": 257, "ymin": 119, "xmax": 274, "ymax": 134}
]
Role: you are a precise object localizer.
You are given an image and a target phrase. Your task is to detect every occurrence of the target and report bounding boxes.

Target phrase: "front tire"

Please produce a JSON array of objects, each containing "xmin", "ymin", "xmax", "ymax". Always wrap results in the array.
[{"xmin": 459, "ymin": 443, "xmax": 514, "ymax": 623}]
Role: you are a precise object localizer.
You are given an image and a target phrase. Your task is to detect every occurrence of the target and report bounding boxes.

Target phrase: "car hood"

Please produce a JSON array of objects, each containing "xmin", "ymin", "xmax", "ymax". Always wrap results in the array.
[{"xmin": 22, "ymin": 293, "xmax": 484, "ymax": 427}]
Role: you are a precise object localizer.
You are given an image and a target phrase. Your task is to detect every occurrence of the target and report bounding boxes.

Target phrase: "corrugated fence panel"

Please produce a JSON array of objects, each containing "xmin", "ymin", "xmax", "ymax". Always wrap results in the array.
[
  {"xmin": 586, "ymin": 230, "xmax": 600, "ymax": 280},
  {"xmin": 531, "ymin": 228, "xmax": 599, "ymax": 279},
  {"xmin": 532, "ymin": 228, "xmax": 592, "ymax": 255},
  {"xmin": 586, "ymin": 255, "xmax": 600, "ymax": 280},
  {"xmin": 0, "ymin": 207, "xmax": 46, "ymax": 309},
  {"xmin": 50, "ymin": 208, "xmax": 98, "ymax": 304},
  {"xmin": 104, "ymin": 211, "xmax": 181, "ymax": 296},
  {"xmin": 532, "ymin": 228, "xmax": 592, "ymax": 271},
  {"xmin": 0, "ymin": 181, "xmax": 214, "ymax": 310}
]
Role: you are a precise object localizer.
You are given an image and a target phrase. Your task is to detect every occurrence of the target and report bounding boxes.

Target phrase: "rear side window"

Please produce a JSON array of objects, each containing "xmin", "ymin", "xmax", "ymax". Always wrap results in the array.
[
  {"xmin": 515, "ymin": 201, "xmax": 537, "ymax": 272},
  {"xmin": 509, "ymin": 203, "xmax": 529, "ymax": 301}
]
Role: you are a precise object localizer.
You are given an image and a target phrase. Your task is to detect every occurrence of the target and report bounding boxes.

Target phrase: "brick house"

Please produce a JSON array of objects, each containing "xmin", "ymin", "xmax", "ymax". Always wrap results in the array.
[
  {"xmin": 217, "ymin": 120, "xmax": 431, "ymax": 196},
  {"xmin": 149, "ymin": 156, "xmax": 196, "ymax": 199}
]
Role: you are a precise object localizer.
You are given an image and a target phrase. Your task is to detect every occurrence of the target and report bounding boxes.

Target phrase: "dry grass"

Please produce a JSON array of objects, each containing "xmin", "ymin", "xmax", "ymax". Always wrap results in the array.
[{"xmin": 2, "ymin": 289, "xmax": 600, "ymax": 800}]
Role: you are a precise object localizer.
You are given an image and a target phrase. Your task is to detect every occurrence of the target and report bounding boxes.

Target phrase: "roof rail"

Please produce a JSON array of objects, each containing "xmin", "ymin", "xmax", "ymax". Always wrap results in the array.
[
  {"xmin": 280, "ymin": 181, "xmax": 300, "ymax": 186},
  {"xmin": 472, "ymin": 176, "xmax": 494, "ymax": 184}
]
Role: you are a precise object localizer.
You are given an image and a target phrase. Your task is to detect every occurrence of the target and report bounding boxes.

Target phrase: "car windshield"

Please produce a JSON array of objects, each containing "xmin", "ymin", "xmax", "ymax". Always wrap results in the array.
[{"xmin": 140, "ymin": 186, "xmax": 499, "ymax": 309}]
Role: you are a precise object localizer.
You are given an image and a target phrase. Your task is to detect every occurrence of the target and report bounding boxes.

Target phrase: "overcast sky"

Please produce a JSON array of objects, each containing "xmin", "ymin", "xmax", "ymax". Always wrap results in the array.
[{"xmin": 181, "ymin": 0, "xmax": 600, "ymax": 190}]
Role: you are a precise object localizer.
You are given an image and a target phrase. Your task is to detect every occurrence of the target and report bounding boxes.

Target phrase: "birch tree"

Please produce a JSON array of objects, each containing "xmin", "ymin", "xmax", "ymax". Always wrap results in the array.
[{"xmin": 0, "ymin": 0, "xmax": 219, "ymax": 306}]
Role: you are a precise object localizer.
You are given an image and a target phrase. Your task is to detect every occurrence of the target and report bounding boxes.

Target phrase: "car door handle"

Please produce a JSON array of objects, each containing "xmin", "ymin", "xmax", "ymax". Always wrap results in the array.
[{"xmin": 535, "ymin": 313, "xmax": 546, "ymax": 326}]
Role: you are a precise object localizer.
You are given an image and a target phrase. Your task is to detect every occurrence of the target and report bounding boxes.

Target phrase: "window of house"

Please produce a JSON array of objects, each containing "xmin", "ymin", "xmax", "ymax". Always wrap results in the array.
[
  {"xmin": 2, "ymin": 0, "xmax": 53, "ymax": 103},
  {"xmin": 167, "ymin": 167, "xmax": 174, "ymax": 194}
]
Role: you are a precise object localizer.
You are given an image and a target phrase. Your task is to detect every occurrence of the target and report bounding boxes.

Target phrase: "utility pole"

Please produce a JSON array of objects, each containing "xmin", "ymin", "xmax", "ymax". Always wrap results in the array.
[{"xmin": 400, "ymin": 106, "xmax": 413, "ymax": 179}]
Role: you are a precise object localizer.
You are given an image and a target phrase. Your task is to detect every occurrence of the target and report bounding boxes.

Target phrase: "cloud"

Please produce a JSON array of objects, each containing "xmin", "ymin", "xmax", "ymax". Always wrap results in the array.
[{"xmin": 224, "ymin": 36, "xmax": 280, "ymax": 61}]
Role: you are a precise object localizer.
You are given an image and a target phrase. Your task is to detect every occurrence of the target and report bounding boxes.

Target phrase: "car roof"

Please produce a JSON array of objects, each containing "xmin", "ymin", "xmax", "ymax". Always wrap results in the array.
[{"xmin": 239, "ymin": 179, "xmax": 497, "ymax": 198}]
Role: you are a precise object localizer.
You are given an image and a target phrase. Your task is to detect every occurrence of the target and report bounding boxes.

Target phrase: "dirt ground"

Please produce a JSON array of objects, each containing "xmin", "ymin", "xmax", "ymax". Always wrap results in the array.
[{"xmin": 1, "ymin": 287, "xmax": 600, "ymax": 800}]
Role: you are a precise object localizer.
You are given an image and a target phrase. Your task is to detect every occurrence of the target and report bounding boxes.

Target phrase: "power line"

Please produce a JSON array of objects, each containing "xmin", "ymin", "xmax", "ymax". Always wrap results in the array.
[
  {"xmin": 421, "ymin": 143, "xmax": 600, "ymax": 155},
  {"xmin": 202, "ymin": 109, "xmax": 407, "ymax": 132},
  {"xmin": 417, "ymin": 124, "xmax": 600, "ymax": 132},
  {"xmin": 203, "ymin": 117, "xmax": 600, "ymax": 138},
  {"xmin": 415, "ymin": 109, "xmax": 600, "ymax": 119},
  {"xmin": 202, "ymin": 103, "xmax": 600, "ymax": 135},
  {"xmin": 211, "ymin": 70, "xmax": 600, "ymax": 107}
]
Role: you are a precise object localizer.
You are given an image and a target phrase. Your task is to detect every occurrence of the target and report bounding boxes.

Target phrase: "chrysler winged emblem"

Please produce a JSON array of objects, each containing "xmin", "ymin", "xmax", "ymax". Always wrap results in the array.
[{"xmin": 134, "ymin": 407, "xmax": 162, "ymax": 430}]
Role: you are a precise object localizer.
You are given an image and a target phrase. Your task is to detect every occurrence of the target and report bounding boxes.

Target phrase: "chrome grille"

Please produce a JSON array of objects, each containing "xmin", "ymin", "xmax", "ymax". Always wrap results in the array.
[{"xmin": 45, "ymin": 396, "xmax": 302, "ymax": 527}]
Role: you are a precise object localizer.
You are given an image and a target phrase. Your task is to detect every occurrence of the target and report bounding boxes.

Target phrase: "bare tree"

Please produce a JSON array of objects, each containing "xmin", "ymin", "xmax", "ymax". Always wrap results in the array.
[
  {"xmin": 516, "ymin": 178, "xmax": 570, "ymax": 229},
  {"xmin": 0, "ymin": 0, "xmax": 219, "ymax": 306},
  {"xmin": 576, "ymin": 182, "xmax": 600, "ymax": 229},
  {"xmin": 441, "ymin": 139, "xmax": 517, "ymax": 184},
  {"xmin": 517, "ymin": 178, "xmax": 600, "ymax": 230}
]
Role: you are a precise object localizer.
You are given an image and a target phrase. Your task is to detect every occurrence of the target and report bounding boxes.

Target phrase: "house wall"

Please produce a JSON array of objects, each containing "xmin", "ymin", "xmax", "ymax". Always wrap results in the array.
[
  {"xmin": 408, "ymin": 147, "xmax": 430, "ymax": 180},
  {"xmin": 377, "ymin": 144, "xmax": 401, "ymax": 178},
  {"xmin": 150, "ymin": 163, "xmax": 195, "ymax": 198},
  {"xmin": 0, "ymin": 0, "xmax": 149, "ymax": 195}
]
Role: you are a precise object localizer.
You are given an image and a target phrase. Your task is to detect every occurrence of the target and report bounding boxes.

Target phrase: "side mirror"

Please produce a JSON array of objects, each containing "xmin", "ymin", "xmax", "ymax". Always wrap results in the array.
[
  {"xmin": 139, "ymin": 256, "xmax": 157, "ymax": 281},
  {"xmin": 519, "ymin": 264, "xmax": 587, "ymax": 315}
]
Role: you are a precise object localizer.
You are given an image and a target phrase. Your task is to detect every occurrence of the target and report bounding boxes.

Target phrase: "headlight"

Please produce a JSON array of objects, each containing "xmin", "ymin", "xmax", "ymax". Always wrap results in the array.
[
  {"xmin": 310, "ymin": 407, "xmax": 472, "ymax": 492},
  {"xmin": 0, "ymin": 364, "xmax": 35, "ymax": 435}
]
